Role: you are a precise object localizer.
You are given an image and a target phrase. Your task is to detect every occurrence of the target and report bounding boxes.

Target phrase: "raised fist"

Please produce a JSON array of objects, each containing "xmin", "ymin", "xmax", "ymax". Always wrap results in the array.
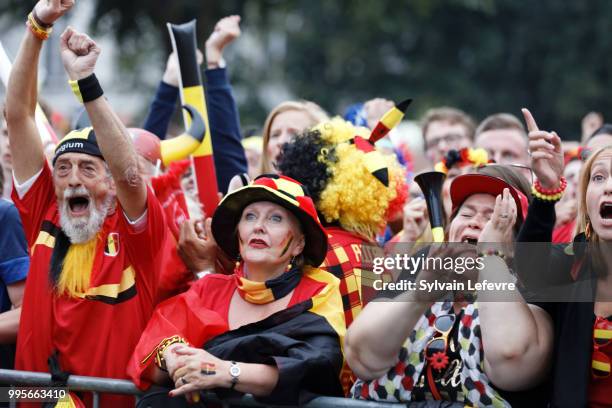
[
  {"xmin": 205, "ymin": 15, "xmax": 241, "ymax": 68},
  {"xmin": 34, "ymin": 0, "xmax": 75, "ymax": 26},
  {"xmin": 60, "ymin": 27, "xmax": 100, "ymax": 81}
]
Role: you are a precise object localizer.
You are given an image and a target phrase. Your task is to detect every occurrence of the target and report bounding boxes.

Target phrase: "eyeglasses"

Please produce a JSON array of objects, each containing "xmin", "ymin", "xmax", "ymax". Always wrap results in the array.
[
  {"xmin": 592, "ymin": 316, "xmax": 612, "ymax": 379},
  {"xmin": 425, "ymin": 133, "xmax": 466, "ymax": 150},
  {"xmin": 425, "ymin": 314, "xmax": 456, "ymax": 370}
]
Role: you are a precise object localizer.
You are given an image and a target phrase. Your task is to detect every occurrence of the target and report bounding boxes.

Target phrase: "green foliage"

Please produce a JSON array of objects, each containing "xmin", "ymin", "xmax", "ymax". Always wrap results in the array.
[{"xmin": 2, "ymin": 0, "xmax": 610, "ymax": 138}]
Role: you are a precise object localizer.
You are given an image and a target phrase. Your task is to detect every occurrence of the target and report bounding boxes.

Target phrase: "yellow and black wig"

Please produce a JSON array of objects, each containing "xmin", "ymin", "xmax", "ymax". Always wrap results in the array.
[{"xmin": 277, "ymin": 117, "xmax": 408, "ymax": 240}]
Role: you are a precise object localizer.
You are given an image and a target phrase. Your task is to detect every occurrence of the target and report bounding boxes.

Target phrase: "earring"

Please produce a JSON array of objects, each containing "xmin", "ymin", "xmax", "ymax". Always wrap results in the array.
[
  {"xmin": 286, "ymin": 256, "xmax": 296, "ymax": 271},
  {"xmin": 235, "ymin": 255, "xmax": 242, "ymax": 271}
]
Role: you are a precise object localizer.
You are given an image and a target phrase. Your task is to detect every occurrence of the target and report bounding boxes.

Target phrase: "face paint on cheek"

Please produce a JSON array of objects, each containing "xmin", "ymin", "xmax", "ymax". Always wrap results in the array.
[{"xmin": 279, "ymin": 234, "xmax": 294, "ymax": 257}]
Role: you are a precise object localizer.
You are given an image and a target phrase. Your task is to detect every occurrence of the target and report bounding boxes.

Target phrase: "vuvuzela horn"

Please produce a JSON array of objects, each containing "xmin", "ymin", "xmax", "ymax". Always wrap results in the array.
[{"xmin": 414, "ymin": 171, "xmax": 447, "ymax": 242}]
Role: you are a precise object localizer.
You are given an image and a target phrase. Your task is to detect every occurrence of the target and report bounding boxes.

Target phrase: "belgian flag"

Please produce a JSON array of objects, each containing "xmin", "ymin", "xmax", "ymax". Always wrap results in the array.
[{"xmin": 128, "ymin": 267, "xmax": 346, "ymax": 405}]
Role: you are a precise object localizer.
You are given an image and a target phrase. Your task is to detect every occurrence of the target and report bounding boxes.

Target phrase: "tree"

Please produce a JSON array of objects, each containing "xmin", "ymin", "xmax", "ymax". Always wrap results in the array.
[{"xmin": 2, "ymin": 0, "xmax": 610, "ymax": 137}]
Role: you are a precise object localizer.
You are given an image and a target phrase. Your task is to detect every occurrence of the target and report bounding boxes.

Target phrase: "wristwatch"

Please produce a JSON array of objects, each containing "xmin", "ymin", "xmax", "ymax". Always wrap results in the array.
[{"xmin": 229, "ymin": 361, "xmax": 240, "ymax": 390}]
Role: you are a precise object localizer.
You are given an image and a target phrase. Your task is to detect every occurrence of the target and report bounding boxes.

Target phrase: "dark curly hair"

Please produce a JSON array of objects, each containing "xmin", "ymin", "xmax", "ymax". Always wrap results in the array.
[{"xmin": 275, "ymin": 129, "xmax": 337, "ymax": 204}]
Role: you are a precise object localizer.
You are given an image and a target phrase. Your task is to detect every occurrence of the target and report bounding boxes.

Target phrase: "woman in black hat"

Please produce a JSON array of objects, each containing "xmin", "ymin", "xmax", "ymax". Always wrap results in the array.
[{"xmin": 128, "ymin": 174, "xmax": 345, "ymax": 406}]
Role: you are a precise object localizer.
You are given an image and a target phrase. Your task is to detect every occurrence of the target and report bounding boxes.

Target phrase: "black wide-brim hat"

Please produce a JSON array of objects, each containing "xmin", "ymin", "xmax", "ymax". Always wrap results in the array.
[{"xmin": 211, "ymin": 174, "xmax": 328, "ymax": 267}]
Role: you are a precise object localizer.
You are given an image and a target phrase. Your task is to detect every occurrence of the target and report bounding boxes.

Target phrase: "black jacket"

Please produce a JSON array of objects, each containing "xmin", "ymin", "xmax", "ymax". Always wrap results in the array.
[{"xmin": 516, "ymin": 198, "xmax": 595, "ymax": 408}]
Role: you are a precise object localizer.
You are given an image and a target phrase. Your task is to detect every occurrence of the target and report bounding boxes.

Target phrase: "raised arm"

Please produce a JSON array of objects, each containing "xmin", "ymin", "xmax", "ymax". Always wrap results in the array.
[
  {"xmin": 141, "ymin": 51, "xmax": 202, "ymax": 139},
  {"xmin": 6, "ymin": 0, "xmax": 74, "ymax": 183},
  {"xmin": 59, "ymin": 28, "xmax": 147, "ymax": 220},
  {"xmin": 204, "ymin": 15, "xmax": 247, "ymax": 193},
  {"xmin": 515, "ymin": 109, "xmax": 571, "ymax": 289}
]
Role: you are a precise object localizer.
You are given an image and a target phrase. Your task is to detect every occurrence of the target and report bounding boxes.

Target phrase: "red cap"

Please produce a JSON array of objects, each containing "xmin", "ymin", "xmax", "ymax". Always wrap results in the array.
[{"xmin": 450, "ymin": 174, "xmax": 529, "ymax": 222}]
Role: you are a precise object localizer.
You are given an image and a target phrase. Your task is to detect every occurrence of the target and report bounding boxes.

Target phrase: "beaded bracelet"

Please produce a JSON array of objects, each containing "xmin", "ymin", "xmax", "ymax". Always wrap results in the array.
[
  {"xmin": 531, "ymin": 186, "xmax": 564, "ymax": 202},
  {"xmin": 155, "ymin": 335, "xmax": 188, "ymax": 371},
  {"xmin": 532, "ymin": 176, "xmax": 566, "ymax": 202},
  {"xmin": 534, "ymin": 177, "xmax": 567, "ymax": 195},
  {"xmin": 478, "ymin": 248, "xmax": 507, "ymax": 262}
]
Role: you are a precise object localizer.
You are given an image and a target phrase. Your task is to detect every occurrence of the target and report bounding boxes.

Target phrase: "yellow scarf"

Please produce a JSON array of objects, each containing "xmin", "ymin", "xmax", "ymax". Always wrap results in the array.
[{"xmin": 56, "ymin": 235, "xmax": 99, "ymax": 297}]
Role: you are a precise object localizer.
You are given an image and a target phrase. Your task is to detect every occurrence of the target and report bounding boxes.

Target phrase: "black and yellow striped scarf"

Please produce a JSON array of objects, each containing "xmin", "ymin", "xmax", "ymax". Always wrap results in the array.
[{"xmin": 234, "ymin": 263, "xmax": 302, "ymax": 304}]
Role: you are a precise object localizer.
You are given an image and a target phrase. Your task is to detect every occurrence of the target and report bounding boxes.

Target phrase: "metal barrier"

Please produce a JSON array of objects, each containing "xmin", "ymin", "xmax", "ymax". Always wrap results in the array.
[
  {"xmin": 0, "ymin": 368, "xmax": 142, "ymax": 407},
  {"xmin": 0, "ymin": 369, "xmax": 407, "ymax": 408}
]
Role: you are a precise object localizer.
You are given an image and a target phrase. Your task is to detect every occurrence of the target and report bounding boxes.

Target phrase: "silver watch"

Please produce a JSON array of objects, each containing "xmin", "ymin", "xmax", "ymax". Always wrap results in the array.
[{"xmin": 229, "ymin": 361, "xmax": 240, "ymax": 389}]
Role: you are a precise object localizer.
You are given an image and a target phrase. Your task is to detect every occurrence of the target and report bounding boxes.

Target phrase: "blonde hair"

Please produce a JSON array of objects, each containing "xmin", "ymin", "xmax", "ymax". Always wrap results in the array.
[
  {"xmin": 260, "ymin": 101, "xmax": 329, "ymax": 174},
  {"xmin": 475, "ymin": 113, "xmax": 526, "ymax": 138},
  {"xmin": 578, "ymin": 145, "xmax": 612, "ymax": 242},
  {"xmin": 421, "ymin": 107, "xmax": 476, "ymax": 141}
]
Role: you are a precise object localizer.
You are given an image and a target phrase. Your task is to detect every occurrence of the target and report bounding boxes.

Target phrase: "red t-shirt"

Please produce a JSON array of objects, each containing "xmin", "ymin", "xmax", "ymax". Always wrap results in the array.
[{"xmin": 12, "ymin": 164, "xmax": 171, "ymax": 407}]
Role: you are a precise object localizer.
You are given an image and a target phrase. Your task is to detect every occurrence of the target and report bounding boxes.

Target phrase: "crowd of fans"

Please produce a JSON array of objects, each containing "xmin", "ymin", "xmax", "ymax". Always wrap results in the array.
[{"xmin": 1, "ymin": 1, "xmax": 611, "ymax": 407}]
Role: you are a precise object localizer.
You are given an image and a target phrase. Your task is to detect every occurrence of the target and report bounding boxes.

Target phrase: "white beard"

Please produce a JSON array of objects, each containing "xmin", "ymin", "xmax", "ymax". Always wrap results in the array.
[{"xmin": 59, "ymin": 186, "xmax": 113, "ymax": 244}]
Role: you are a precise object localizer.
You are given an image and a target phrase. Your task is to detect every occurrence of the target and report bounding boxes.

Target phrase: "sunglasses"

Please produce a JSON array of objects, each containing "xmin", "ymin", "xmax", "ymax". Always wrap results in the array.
[
  {"xmin": 592, "ymin": 316, "xmax": 612, "ymax": 379},
  {"xmin": 425, "ymin": 314, "xmax": 456, "ymax": 370}
]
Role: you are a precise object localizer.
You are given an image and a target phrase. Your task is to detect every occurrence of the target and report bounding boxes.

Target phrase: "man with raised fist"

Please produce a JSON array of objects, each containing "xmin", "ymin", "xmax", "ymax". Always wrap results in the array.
[{"xmin": 6, "ymin": 1, "xmax": 171, "ymax": 405}]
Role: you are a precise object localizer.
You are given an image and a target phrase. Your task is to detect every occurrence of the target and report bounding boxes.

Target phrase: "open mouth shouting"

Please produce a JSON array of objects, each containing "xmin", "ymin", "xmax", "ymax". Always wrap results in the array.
[
  {"xmin": 460, "ymin": 234, "xmax": 479, "ymax": 245},
  {"xmin": 68, "ymin": 196, "xmax": 90, "ymax": 217},
  {"xmin": 599, "ymin": 201, "xmax": 612, "ymax": 226},
  {"xmin": 63, "ymin": 187, "xmax": 93, "ymax": 219}
]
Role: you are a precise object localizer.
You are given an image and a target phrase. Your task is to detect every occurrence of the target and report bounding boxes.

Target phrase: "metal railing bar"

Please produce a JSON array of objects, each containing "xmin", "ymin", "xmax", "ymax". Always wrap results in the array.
[
  {"xmin": 0, "ymin": 369, "xmax": 408, "ymax": 408},
  {"xmin": 0, "ymin": 369, "xmax": 142, "ymax": 395}
]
